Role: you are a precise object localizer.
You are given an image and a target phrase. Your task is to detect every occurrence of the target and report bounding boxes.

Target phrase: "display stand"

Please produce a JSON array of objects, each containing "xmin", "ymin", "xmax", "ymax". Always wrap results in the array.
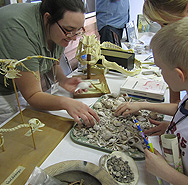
[
  {"xmin": 0, "ymin": 109, "xmax": 74, "ymax": 185},
  {"xmin": 73, "ymin": 73, "xmax": 110, "ymax": 98}
]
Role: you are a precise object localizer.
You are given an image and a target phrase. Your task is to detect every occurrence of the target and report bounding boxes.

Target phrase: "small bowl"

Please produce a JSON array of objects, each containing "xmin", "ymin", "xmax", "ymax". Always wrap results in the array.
[{"xmin": 99, "ymin": 151, "xmax": 139, "ymax": 185}]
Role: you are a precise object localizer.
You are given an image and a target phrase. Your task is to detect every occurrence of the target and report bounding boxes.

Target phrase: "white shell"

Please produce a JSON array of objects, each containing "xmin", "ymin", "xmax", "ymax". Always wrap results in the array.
[
  {"xmin": 93, "ymin": 102, "xmax": 103, "ymax": 109},
  {"xmin": 75, "ymin": 81, "xmax": 91, "ymax": 91}
]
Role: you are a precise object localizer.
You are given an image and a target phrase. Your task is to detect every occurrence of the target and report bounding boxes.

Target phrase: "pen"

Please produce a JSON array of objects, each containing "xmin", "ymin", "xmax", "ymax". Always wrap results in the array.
[
  {"xmin": 147, "ymin": 138, "xmax": 163, "ymax": 185},
  {"xmin": 134, "ymin": 119, "xmax": 152, "ymax": 152},
  {"xmin": 144, "ymin": 54, "xmax": 153, "ymax": 61},
  {"xmin": 134, "ymin": 119, "xmax": 163, "ymax": 185}
]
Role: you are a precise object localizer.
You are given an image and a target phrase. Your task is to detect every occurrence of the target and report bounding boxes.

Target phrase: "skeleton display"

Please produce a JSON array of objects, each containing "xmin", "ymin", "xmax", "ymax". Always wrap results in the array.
[
  {"xmin": 0, "ymin": 56, "xmax": 59, "ymax": 86},
  {"xmin": 0, "ymin": 55, "xmax": 59, "ymax": 150},
  {"xmin": 76, "ymin": 34, "xmax": 142, "ymax": 76},
  {"xmin": 0, "ymin": 118, "xmax": 45, "ymax": 149},
  {"xmin": 72, "ymin": 93, "xmax": 163, "ymax": 159}
]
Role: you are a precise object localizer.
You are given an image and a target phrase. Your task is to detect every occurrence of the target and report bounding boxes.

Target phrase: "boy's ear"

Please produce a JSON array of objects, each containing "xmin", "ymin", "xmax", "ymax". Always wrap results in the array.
[{"xmin": 175, "ymin": 67, "xmax": 187, "ymax": 82}]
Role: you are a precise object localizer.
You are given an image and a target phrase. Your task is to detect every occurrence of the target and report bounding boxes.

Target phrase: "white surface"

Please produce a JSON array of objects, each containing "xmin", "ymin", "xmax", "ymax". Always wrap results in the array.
[{"xmin": 40, "ymin": 131, "xmax": 158, "ymax": 185}]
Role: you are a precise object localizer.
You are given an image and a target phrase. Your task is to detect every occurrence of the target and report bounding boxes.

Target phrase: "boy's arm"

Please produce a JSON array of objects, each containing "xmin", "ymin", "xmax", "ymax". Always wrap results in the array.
[{"xmin": 115, "ymin": 102, "xmax": 178, "ymax": 117}]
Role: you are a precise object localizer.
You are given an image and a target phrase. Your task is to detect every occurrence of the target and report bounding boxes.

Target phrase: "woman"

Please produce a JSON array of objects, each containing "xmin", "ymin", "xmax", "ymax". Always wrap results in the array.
[
  {"xmin": 143, "ymin": 0, "xmax": 188, "ymax": 103},
  {"xmin": 0, "ymin": 0, "xmax": 99, "ymax": 126}
]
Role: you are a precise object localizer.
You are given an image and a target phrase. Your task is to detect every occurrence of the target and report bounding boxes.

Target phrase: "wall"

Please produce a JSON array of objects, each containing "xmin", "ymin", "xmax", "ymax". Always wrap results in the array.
[{"xmin": 129, "ymin": 0, "xmax": 144, "ymax": 25}]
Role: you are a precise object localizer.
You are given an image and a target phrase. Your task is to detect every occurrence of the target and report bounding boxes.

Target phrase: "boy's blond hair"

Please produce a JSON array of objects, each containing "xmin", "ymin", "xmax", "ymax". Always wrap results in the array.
[
  {"xmin": 150, "ymin": 17, "xmax": 188, "ymax": 69},
  {"xmin": 143, "ymin": 0, "xmax": 188, "ymax": 24}
]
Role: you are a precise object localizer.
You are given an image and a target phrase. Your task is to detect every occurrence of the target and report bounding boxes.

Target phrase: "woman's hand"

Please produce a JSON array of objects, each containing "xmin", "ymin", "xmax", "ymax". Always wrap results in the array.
[
  {"xmin": 144, "ymin": 119, "xmax": 170, "ymax": 136},
  {"xmin": 59, "ymin": 76, "xmax": 81, "ymax": 93},
  {"xmin": 59, "ymin": 77, "xmax": 91, "ymax": 94},
  {"xmin": 64, "ymin": 98, "xmax": 100, "ymax": 127}
]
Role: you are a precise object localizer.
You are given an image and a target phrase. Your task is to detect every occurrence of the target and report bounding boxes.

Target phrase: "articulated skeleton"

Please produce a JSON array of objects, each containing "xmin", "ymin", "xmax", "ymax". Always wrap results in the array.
[
  {"xmin": 76, "ymin": 34, "xmax": 142, "ymax": 76},
  {"xmin": 0, "ymin": 55, "xmax": 59, "ymax": 86},
  {"xmin": 0, "ymin": 118, "xmax": 45, "ymax": 148},
  {"xmin": 0, "ymin": 55, "xmax": 58, "ymax": 150}
]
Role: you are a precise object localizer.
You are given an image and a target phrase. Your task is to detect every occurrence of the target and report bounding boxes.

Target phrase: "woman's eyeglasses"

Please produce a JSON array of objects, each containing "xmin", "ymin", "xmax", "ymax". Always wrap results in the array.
[{"xmin": 56, "ymin": 22, "xmax": 85, "ymax": 38}]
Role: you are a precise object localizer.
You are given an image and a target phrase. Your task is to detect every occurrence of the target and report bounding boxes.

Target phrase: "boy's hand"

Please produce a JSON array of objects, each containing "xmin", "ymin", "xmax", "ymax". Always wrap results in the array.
[
  {"xmin": 145, "ymin": 148, "xmax": 169, "ymax": 178},
  {"xmin": 144, "ymin": 119, "xmax": 170, "ymax": 136},
  {"xmin": 115, "ymin": 102, "xmax": 141, "ymax": 117}
]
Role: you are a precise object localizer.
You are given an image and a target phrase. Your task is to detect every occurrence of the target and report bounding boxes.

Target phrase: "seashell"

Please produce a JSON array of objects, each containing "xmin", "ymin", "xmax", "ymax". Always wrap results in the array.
[
  {"xmin": 102, "ymin": 94, "xmax": 109, "ymax": 99},
  {"xmin": 101, "ymin": 130, "xmax": 113, "ymax": 141},
  {"xmin": 108, "ymin": 138, "xmax": 116, "ymax": 144},
  {"xmin": 87, "ymin": 134, "xmax": 94, "ymax": 139},
  {"xmin": 119, "ymin": 133, "xmax": 128, "ymax": 141},
  {"xmin": 93, "ymin": 124, "xmax": 100, "ymax": 131},
  {"xmin": 109, "ymin": 92, "xmax": 119, "ymax": 98},
  {"xmin": 106, "ymin": 124, "xmax": 116, "ymax": 132},
  {"xmin": 104, "ymin": 101, "xmax": 113, "ymax": 109},
  {"xmin": 97, "ymin": 111, "xmax": 106, "ymax": 117},
  {"xmin": 112, "ymin": 120, "xmax": 122, "ymax": 127},
  {"xmin": 136, "ymin": 115, "xmax": 146, "ymax": 122},
  {"xmin": 93, "ymin": 102, "xmax": 103, "ymax": 109},
  {"xmin": 97, "ymin": 138, "xmax": 106, "ymax": 147},
  {"xmin": 118, "ymin": 97, "xmax": 125, "ymax": 102},
  {"xmin": 149, "ymin": 111, "xmax": 158, "ymax": 120},
  {"xmin": 75, "ymin": 81, "xmax": 91, "ymax": 91},
  {"xmin": 118, "ymin": 144, "xmax": 129, "ymax": 151},
  {"xmin": 111, "ymin": 105, "xmax": 118, "ymax": 112},
  {"xmin": 72, "ymin": 93, "xmax": 164, "ymax": 159},
  {"xmin": 126, "ymin": 130, "xmax": 131, "ymax": 137},
  {"xmin": 113, "ymin": 100, "xmax": 122, "ymax": 106},
  {"xmin": 127, "ymin": 136, "xmax": 145, "ymax": 152}
]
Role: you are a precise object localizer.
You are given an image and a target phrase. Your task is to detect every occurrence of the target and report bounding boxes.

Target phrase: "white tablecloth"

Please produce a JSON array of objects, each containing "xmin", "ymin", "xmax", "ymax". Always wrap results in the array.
[{"xmin": 39, "ymin": 66, "xmax": 167, "ymax": 185}]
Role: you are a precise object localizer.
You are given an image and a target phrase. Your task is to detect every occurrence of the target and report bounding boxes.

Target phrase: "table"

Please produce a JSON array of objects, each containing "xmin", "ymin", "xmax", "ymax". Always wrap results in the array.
[{"xmin": 38, "ymin": 60, "xmax": 168, "ymax": 185}]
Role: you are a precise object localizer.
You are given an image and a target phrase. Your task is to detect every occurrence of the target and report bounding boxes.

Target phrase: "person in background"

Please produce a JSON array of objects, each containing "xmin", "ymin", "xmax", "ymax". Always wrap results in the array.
[
  {"xmin": 116, "ymin": 17, "xmax": 188, "ymax": 184},
  {"xmin": 143, "ymin": 0, "xmax": 188, "ymax": 103},
  {"xmin": 0, "ymin": 0, "xmax": 99, "ymax": 126},
  {"xmin": 96, "ymin": 0, "xmax": 130, "ymax": 46}
]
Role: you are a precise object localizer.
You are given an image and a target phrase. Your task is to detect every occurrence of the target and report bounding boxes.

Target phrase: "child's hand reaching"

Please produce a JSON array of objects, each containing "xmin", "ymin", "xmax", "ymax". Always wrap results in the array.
[
  {"xmin": 144, "ymin": 119, "xmax": 170, "ymax": 136},
  {"xmin": 115, "ymin": 102, "xmax": 142, "ymax": 117}
]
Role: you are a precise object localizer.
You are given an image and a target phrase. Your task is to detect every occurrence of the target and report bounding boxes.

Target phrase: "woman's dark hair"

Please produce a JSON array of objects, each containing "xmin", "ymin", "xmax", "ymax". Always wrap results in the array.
[{"xmin": 40, "ymin": 0, "xmax": 85, "ymax": 25}]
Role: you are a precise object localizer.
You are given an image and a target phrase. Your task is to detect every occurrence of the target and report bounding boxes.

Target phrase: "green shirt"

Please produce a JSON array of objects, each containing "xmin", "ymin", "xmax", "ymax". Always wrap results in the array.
[{"xmin": 0, "ymin": 3, "xmax": 64, "ymax": 95}]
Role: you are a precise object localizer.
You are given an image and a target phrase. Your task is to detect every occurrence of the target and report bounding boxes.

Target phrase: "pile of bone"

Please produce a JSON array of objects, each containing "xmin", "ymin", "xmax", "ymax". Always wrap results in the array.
[
  {"xmin": 107, "ymin": 155, "xmax": 134, "ymax": 184},
  {"xmin": 73, "ymin": 93, "xmax": 163, "ymax": 158}
]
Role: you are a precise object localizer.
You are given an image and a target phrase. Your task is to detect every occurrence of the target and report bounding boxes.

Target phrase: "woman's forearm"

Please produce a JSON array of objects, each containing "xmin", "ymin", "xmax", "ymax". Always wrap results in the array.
[
  {"xmin": 26, "ymin": 91, "xmax": 71, "ymax": 110},
  {"xmin": 56, "ymin": 64, "xmax": 68, "ymax": 86}
]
